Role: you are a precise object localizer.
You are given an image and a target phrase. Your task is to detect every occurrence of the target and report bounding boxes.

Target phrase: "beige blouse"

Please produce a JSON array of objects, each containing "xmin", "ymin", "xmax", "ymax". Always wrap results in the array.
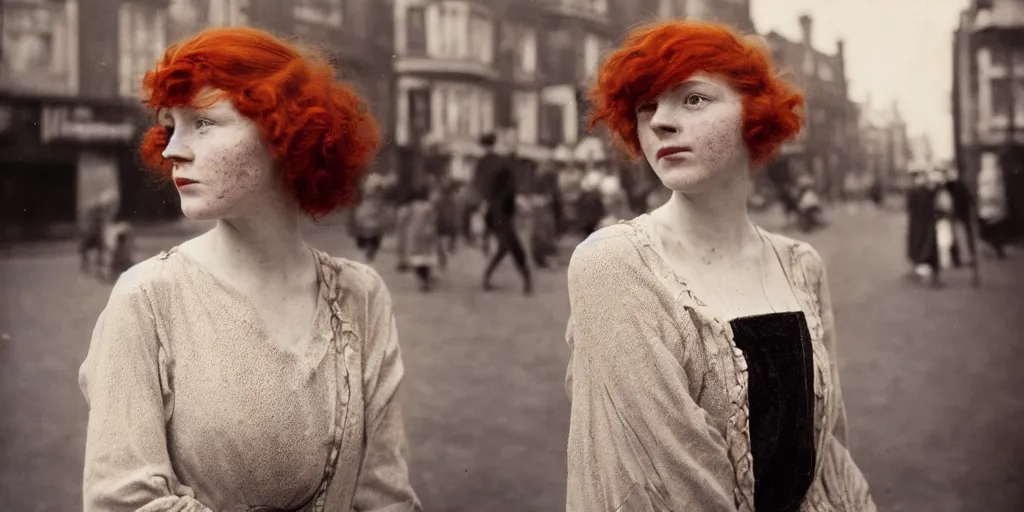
[
  {"xmin": 79, "ymin": 247, "xmax": 420, "ymax": 512},
  {"xmin": 565, "ymin": 215, "xmax": 876, "ymax": 512}
]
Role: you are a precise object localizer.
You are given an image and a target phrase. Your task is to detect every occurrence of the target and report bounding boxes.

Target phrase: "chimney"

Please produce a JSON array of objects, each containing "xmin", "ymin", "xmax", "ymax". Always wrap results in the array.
[{"xmin": 798, "ymin": 14, "xmax": 812, "ymax": 45}]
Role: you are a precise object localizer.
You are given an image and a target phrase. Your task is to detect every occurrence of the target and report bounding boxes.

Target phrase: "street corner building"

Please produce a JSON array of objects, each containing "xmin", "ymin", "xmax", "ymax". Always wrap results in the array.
[
  {"xmin": 953, "ymin": 0, "xmax": 1024, "ymax": 243},
  {"xmin": 0, "ymin": 0, "xmax": 395, "ymax": 242},
  {"xmin": 0, "ymin": 0, "xmax": 178, "ymax": 242}
]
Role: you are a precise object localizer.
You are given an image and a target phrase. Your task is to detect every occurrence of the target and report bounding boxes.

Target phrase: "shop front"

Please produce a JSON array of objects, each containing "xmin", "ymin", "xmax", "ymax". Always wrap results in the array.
[{"xmin": 0, "ymin": 94, "xmax": 177, "ymax": 242}]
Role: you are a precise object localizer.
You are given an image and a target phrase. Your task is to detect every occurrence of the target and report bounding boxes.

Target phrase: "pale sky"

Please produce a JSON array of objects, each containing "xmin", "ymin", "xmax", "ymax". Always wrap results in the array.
[{"xmin": 751, "ymin": 0, "xmax": 968, "ymax": 160}]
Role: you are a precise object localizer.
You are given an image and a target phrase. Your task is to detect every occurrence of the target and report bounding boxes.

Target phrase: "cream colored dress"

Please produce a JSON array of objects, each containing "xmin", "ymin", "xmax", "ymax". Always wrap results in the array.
[
  {"xmin": 565, "ymin": 215, "xmax": 876, "ymax": 511},
  {"xmin": 79, "ymin": 248, "xmax": 420, "ymax": 512}
]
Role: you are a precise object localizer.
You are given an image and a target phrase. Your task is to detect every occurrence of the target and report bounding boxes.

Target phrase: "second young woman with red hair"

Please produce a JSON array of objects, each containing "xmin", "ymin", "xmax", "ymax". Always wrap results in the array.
[
  {"xmin": 564, "ymin": 20, "xmax": 875, "ymax": 511},
  {"xmin": 78, "ymin": 27, "xmax": 420, "ymax": 511}
]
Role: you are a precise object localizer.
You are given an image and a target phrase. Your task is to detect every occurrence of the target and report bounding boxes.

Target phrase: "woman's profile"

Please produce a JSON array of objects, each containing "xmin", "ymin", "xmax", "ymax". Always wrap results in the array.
[
  {"xmin": 565, "ymin": 20, "xmax": 875, "ymax": 511},
  {"xmin": 79, "ymin": 27, "xmax": 420, "ymax": 511}
]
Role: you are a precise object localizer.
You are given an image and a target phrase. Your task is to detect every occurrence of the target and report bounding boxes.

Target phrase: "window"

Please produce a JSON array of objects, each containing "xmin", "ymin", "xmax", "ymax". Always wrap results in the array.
[
  {"xmin": 583, "ymin": 33, "xmax": 601, "ymax": 80},
  {"xmin": 294, "ymin": 0, "xmax": 342, "ymax": 28},
  {"xmin": 436, "ymin": 4, "xmax": 465, "ymax": 59},
  {"xmin": 406, "ymin": 6, "xmax": 427, "ymax": 57},
  {"xmin": 991, "ymin": 77, "xmax": 1011, "ymax": 121},
  {"xmin": 540, "ymin": 103, "xmax": 564, "ymax": 146},
  {"xmin": 408, "ymin": 87, "xmax": 431, "ymax": 141},
  {"xmin": 512, "ymin": 91, "xmax": 539, "ymax": 144},
  {"xmin": 469, "ymin": 10, "xmax": 493, "ymax": 65},
  {"xmin": 543, "ymin": 29, "xmax": 574, "ymax": 82},
  {"xmin": 431, "ymin": 2, "xmax": 492, "ymax": 64},
  {"xmin": 515, "ymin": 26, "xmax": 537, "ymax": 80},
  {"xmin": 436, "ymin": 83, "xmax": 493, "ymax": 138},
  {"xmin": 1, "ymin": 0, "xmax": 77, "ymax": 95},
  {"xmin": 119, "ymin": 4, "xmax": 167, "ymax": 98}
]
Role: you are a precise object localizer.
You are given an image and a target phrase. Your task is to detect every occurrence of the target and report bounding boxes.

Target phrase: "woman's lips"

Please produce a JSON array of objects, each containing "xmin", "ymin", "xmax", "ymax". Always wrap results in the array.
[
  {"xmin": 173, "ymin": 177, "xmax": 198, "ymax": 188},
  {"xmin": 656, "ymin": 146, "xmax": 693, "ymax": 160}
]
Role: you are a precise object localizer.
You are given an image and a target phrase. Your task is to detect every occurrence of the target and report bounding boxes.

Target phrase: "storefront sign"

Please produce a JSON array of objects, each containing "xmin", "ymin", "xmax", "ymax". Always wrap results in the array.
[{"xmin": 40, "ymin": 105, "xmax": 136, "ymax": 144}]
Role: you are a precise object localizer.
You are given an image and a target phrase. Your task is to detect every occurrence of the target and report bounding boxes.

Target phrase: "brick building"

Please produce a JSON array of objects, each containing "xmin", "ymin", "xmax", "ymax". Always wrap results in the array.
[
  {"xmin": 0, "ymin": 0, "xmax": 172, "ymax": 241},
  {"xmin": 953, "ymin": 0, "xmax": 1024, "ymax": 241},
  {"xmin": 763, "ymin": 14, "xmax": 858, "ymax": 201}
]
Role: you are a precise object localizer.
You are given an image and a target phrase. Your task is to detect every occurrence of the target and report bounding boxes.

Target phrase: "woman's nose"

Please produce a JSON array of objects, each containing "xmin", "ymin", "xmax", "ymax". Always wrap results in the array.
[
  {"xmin": 649, "ymin": 104, "xmax": 680, "ymax": 134},
  {"xmin": 161, "ymin": 130, "xmax": 194, "ymax": 162}
]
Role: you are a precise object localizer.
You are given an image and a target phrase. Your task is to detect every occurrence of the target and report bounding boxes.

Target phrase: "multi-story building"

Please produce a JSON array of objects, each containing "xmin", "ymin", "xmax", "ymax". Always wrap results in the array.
[
  {"xmin": 535, "ymin": 0, "xmax": 618, "ymax": 163},
  {"xmin": 392, "ymin": 0, "xmax": 617, "ymax": 181},
  {"xmin": 763, "ymin": 14, "xmax": 857, "ymax": 201},
  {"xmin": 953, "ymin": 0, "xmax": 1024, "ymax": 240},
  {"xmin": 0, "ymin": 0, "xmax": 172, "ymax": 241},
  {"xmin": 392, "ymin": 0, "xmax": 500, "ymax": 182}
]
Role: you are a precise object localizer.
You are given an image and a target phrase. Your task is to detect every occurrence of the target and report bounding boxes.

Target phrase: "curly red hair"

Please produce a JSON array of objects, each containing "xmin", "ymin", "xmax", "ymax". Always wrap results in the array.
[
  {"xmin": 588, "ymin": 20, "xmax": 804, "ymax": 167},
  {"xmin": 139, "ymin": 26, "xmax": 380, "ymax": 218}
]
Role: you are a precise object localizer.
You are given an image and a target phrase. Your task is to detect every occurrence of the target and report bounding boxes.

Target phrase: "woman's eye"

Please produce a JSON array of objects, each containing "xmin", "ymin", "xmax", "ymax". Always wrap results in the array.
[
  {"xmin": 636, "ymin": 102, "xmax": 657, "ymax": 113},
  {"xmin": 195, "ymin": 118, "xmax": 214, "ymax": 129},
  {"xmin": 686, "ymin": 94, "xmax": 709, "ymax": 106}
]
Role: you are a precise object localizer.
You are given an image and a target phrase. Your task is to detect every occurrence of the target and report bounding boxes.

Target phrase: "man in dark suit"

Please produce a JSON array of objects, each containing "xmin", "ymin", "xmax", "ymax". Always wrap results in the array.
[{"xmin": 476, "ymin": 133, "xmax": 532, "ymax": 294}]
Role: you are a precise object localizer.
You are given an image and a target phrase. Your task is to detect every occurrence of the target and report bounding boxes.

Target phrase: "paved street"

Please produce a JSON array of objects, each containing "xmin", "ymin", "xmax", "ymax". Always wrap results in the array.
[{"xmin": 1, "ymin": 204, "xmax": 1022, "ymax": 511}]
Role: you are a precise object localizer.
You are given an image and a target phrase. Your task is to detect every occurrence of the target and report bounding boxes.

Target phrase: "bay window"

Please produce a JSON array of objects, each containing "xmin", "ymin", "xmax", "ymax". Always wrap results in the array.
[
  {"xmin": 427, "ymin": 1, "xmax": 493, "ymax": 64},
  {"xmin": 435, "ymin": 82, "xmax": 494, "ymax": 139}
]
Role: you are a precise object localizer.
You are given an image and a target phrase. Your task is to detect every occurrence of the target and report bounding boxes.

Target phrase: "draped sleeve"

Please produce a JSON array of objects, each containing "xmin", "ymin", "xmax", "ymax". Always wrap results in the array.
[{"xmin": 79, "ymin": 267, "xmax": 213, "ymax": 512}]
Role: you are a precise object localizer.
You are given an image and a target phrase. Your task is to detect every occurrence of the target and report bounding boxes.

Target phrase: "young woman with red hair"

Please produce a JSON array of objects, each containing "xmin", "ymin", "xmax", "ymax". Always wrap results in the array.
[
  {"xmin": 565, "ymin": 21, "xmax": 875, "ymax": 511},
  {"xmin": 78, "ymin": 27, "xmax": 420, "ymax": 511}
]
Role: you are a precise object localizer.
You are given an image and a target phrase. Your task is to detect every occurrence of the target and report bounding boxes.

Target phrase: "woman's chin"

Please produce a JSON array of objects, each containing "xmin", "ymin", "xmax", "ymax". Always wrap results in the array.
[{"xmin": 179, "ymin": 203, "xmax": 222, "ymax": 222}]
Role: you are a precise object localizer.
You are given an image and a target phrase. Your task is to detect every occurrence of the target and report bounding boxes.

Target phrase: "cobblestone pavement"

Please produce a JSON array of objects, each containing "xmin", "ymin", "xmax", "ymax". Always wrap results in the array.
[{"xmin": 1, "ymin": 204, "xmax": 1022, "ymax": 511}]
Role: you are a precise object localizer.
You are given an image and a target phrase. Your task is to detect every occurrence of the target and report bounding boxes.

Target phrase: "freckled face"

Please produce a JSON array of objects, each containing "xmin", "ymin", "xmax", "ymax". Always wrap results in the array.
[
  {"xmin": 159, "ymin": 89, "xmax": 278, "ymax": 221},
  {"xmin": 636, "ymin": 73, "xmax": 749, "ymax": 194}
]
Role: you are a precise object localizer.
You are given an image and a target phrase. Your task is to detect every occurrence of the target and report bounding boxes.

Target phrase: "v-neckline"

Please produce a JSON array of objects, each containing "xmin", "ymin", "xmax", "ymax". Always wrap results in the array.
[
  {"xmin": 634, "ymin": 214, "xmax": 803, "ymax": 324},
  {"xmin": 165, "ymin": 245, "xmax": 331, "ymax": 361}
]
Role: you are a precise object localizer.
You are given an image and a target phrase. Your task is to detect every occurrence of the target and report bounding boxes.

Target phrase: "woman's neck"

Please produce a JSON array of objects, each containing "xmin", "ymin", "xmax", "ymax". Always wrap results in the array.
[
  {"xmin": 653, "ymin": 168, "xmax": 759, "ymax": 264},
  {"xmin": 206, "ymin": 203, "xmax": 312, "ymax": 289}
]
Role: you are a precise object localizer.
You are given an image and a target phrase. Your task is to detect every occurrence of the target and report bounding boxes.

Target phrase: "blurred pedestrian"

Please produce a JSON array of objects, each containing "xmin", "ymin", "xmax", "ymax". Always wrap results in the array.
[
  {"xmin": 106, "ymin": 221, "xmax": 136, "ymax": 282},
  {"xmin": 530, "ymin": 160, "xmax": 561, "ymax": 268},
  {"xmin": 435, "ymin": 176, "xmax": 461, "ymax": 254},
  {"xmin": 79, "ymin": 190, "xmax": 117, "ymax": 276},
  {"xmin": 404, "ymin": 184, "xmax": 443, "ymax": 292},
  {"xmin": 977, "ymin": 154, "xmax": 1010, "ymax": 259},
  {"xmin": 577, "ymin": 170, "xmax": 606, "ymax": 236},
  {"xmin": 352, "ymin": 172, "xmax": 390, "ymax": 263},
  {"xmin": 906, "ymin": 170, "xmax": 941, "ymax": 286},
  {"xmin": 480, "ymin": 134, "xmax": 532, "ymax": 294}
]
